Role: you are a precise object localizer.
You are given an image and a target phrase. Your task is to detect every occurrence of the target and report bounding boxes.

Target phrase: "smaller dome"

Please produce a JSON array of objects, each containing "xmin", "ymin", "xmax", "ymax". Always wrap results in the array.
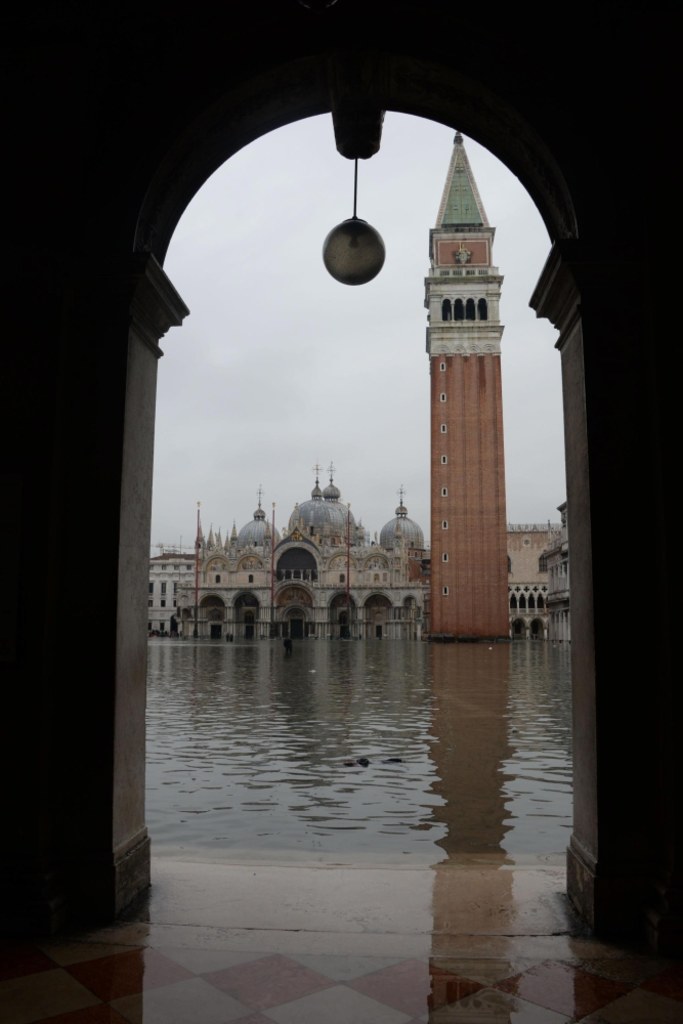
[
  {"xmin": 237, "ymin": 503, "xmax": 280, "ymax": 547},
  {"xmin": 323, "ymin": 477, "xmax": 341, "ymax": 500},
  {"xmin": 379, "ymin": 497, "xmax": 424, "ymax": 550}
]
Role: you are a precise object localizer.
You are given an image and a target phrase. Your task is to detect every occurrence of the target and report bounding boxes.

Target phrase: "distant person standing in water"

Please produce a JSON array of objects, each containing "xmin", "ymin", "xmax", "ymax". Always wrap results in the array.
[{"xmin": 284, "ymin": 637, "xmax": 293, "ymax": 654}]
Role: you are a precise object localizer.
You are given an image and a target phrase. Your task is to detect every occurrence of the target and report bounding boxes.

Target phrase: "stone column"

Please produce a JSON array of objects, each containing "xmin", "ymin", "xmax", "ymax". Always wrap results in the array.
[
  {"xmin": 1, "ymin": 255, "xmax": 188, "ymax": 931},
  {"xmin": 532, "ymin": 242, "xmax": 681, "ymax": 952}
]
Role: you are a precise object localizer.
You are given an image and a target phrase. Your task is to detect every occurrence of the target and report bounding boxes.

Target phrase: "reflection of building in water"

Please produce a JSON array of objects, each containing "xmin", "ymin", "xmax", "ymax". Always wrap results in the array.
[
  {"xmin": 174, "ymin": 471, "xmax": 427, "ymax": 640},
  {"xmin": 428, "ymin": 643, "xmax": 515, "ymax": 942},
  {"xmin": 428, "ymin": 644, "xmax": 513, "ymax": 860}
]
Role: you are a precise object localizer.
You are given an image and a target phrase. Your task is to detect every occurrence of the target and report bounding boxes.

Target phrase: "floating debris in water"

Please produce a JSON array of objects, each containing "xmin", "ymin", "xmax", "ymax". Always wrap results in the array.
[{"xmin": 343, "ymin": 756, "xmax": 403, "ymax": 767}]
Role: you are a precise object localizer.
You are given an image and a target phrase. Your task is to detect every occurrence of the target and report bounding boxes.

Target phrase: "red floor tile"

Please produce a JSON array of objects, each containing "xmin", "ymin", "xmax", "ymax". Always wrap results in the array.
[
  {"xmin": 347, "ymin": 958, "xmax": 435, "ymax": 1017},
  {"xmin": 429, "ymin": 963, "xmax": 485, "ymax": 1011},
  {"xmin": 203, "ymin": 952, "xmax": 335, "ymax": 1010},
  {"xmin": 65, "ymin": 948, "xmax": 194, "ymax": 1001},
  {"xmin": 0, "ymin": 941, "xmax": 57, "ymax": 981},
  {"xmin": 495, "ymin": 960, "xmax": 632, "ymax": 1018},
  {"xmin": 640, "ymin": 962, "xmax": 683, "ymax": 1001},
  {"xmin": 30, "ymin": 1005, "xmax": 131, "ymax": 1023}
]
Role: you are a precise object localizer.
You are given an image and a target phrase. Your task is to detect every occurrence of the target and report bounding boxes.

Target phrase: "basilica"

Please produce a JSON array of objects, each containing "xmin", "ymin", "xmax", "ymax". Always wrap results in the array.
[{"xmin": 173, "ymin": 471, "xmax": 427, "ymax": 640}]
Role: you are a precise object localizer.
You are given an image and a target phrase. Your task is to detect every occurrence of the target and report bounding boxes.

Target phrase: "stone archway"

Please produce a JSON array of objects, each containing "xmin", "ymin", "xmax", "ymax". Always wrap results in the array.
[
  {"xmin": 200, "ymin": 595, "xmax": 226, "ymax": 640},
  {"xmin": 234, "ymin": 593, "xmax": 260, "ymax": 640},
  {"xmin": 276, "ymin": 585, "xmax": 313, "ymax": 638},
  {"xmin": 330, "ymin": 592, "xmax": 356, "ymax": 639},
  {"xmin": 364, "ymin": 594, "xmax": 392, "ymax": 640},
  {"xmin": 97, "ymin": 89, "xmax": 653, "ymax": 939},
  {"xmin": 6, "ymin": 7, "xmax": 678, "ymax": 951}
]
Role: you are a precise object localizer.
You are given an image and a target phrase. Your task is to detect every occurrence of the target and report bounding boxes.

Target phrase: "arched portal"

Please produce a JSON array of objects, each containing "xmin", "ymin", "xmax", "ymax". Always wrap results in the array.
[
  {"xmin": 330, "ymin": 592, "xmax": 356, "ymax": 639},
  {"xmin": 276, "ymin": 585, "xmax": 313, "ymax": 638},
  {"xmin": 4, "ymin": 6, "xmax": 678, "ymax": 953},
  {"xmin": 364, "ymin": 593, "xmax": 392, "ymax": 639},
  {"xmin": 201, "ymin": 595, "xmax": 226, "ymax": 640},
  {"xmin": 234, "ymin": 593, "xmax": 260, "ymax": 640}
]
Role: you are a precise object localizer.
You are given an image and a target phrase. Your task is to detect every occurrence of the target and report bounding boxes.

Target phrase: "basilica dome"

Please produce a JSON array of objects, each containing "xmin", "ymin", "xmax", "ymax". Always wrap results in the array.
[
  {"xmin": 289, "ymin": 473, "xmax": 356, "ymax": 540},
  {"xmin": 237, "ymin": 504, "xmax": 280, "ymax": 547},
  {"xmin": 379, "ymin": 500, "xmax": 425, "ymax": 550}
]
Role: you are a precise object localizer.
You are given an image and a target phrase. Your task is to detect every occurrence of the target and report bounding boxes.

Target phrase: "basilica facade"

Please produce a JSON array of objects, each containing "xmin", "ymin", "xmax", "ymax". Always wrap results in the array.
[{"xmin": 174, "ymin": 472, "xmax": 427, "ymax": 641}]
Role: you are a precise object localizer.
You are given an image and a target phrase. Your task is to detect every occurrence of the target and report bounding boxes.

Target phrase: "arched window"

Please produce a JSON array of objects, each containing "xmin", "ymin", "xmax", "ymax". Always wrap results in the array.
[
  {"xmin": 507, "ymin": 555, "xmax": 512, "ymax": 573},
  {"xmin": 539, "ymin": 554, "xmax": 548, "ymax": 572},
  {"xmin": 537, "ymin": 594, "xmax": 545, "ymax": 609},
  {"xmin": 519, "ymin": 594, "xmax": 527, "ymax": 610},
  {"xmin": 478, "ymin": 298, "xmax": 488, "ymax": 320},
  {"xmin": 510, "ymin": 594, "xmax": 517, "ymax": 609},
  {"xmin": 454, "ymin": 299, "xmax": 464, "ymax": 320},
  {"xmin": 466, "ymin": 298, "xmax": 476, "ymax": 320},
  {"xmin": 441, "ymin": 298, "xmax": 452, "ymax": 320}
]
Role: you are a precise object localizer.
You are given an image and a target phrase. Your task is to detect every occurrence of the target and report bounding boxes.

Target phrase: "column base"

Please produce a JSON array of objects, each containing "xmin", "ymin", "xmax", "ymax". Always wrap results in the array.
[
  {"xmin": 567, "ymin": 837, "xmax": 683, "ymax": 954},
  {"xmin": 0, "ymin": 860, "xmax": 69, "ymax": 935},
  {"xmin": 0, "ymin": 832, "xmax": 151, "ymax": 935},
  {"xmin": 69, "ymin": 830, "xmax": 151, "ymax": 925}
]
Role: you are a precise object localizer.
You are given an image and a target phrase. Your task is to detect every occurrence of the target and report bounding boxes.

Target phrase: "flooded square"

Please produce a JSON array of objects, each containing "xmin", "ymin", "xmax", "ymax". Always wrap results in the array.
[{"xmin": 146, "ymin": 639, "xmax": 572, "ymax": 867}]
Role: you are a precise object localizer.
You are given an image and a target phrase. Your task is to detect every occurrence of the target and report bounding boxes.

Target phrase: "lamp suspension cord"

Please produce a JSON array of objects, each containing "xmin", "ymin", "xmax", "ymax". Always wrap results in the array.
[{"xmin": 353, "ymin": 158, "xmax": 358, "ymax": 218}]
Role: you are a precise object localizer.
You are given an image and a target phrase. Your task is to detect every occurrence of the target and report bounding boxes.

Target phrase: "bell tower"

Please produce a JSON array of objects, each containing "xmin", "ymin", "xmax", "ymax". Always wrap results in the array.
[{"xmin": 425, "ymin": 133, "xmax": 509, "ymax": 640}]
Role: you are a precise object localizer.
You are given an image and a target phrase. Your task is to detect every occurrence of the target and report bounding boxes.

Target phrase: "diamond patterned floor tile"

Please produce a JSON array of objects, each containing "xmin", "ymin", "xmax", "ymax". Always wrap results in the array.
[{"xmin": 202, "ymin": 952, "xmax": 335, "ymax": 1010}]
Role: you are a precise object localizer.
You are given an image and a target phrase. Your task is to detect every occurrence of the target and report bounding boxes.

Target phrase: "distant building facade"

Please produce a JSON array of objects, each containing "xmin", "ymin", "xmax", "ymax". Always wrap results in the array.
[
  {"xmin": 148, "ymin": 553, "xmax": 195, "ymax": 634},
  {"xmin": 543, "ymin": 502, "xmax": 570, "ymax": 642},
  {"xmin": 173, "ymin": 472, "xmax": 428, "ymax": 641},
  {"xmin": 507, "ymin": 522, "xmax": 562, "ymax": 640},
  {"xmin": 150, "ymin": 498, "xmax": 566, "ymax": 642}
]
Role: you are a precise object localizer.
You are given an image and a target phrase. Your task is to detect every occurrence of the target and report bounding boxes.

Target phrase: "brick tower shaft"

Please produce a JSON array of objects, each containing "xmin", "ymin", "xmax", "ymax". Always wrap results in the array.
[{"xmin": 425, "ymin": 133, "xmax": 509, "ymax": 640}]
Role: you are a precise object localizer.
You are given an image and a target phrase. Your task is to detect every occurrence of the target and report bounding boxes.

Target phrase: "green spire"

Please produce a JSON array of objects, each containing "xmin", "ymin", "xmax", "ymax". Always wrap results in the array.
[{"xmin": 436, "ymin": 132, "xmax": 489, "ymax": 228}]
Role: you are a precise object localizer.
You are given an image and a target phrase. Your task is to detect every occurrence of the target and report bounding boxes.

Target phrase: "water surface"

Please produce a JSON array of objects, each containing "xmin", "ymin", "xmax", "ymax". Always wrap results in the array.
[{"xmin": 146, "ymin": 639, "xmax": 572, "ymax": 866}]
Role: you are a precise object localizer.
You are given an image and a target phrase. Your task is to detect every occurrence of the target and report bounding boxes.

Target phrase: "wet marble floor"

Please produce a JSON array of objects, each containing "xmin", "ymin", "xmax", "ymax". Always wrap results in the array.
[{"xmin": 2, "ymin": 857, "xmax": 682, "ymax": 1023}]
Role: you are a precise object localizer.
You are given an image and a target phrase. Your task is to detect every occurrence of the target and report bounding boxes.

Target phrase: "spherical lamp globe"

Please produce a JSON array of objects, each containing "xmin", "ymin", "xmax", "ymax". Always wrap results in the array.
[{"xmin": 322, "ymin": 216, "xmax": 386, "ymax": 285}]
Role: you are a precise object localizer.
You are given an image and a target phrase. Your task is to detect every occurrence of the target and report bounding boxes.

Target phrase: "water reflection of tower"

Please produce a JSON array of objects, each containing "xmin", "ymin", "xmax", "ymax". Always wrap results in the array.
[
  {"xmin": 428, "ymin": 644, "xmax": 513, "ymax": 860},
  {"xmin": 428, "ymin": 643, "xmax": 516, "ymax": 945}
]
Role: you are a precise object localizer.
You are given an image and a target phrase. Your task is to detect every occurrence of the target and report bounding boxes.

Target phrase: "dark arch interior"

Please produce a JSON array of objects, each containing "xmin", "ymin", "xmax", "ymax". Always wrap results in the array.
[{"xmin": 4, "ymin": 2, "xmax": 678, "ymax": 956}]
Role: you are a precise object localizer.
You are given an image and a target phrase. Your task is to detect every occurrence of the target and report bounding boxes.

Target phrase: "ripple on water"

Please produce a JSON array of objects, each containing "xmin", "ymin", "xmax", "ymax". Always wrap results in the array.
[{"xmin": 146, "ymin": 639, "xmax": 572, "ymax": 865}]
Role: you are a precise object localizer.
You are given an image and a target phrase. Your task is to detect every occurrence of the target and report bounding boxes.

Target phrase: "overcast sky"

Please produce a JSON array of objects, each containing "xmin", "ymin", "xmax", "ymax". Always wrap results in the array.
[{"xmin": 151, "ymin": 112, "xmax": 566, "ymax": 554}]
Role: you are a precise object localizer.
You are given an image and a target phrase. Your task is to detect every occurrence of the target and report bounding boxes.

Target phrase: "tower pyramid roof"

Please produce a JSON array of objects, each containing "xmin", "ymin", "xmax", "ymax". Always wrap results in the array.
[{"xmin": 435, "ymin": 132, "xmax": 489, "ymax": 228}]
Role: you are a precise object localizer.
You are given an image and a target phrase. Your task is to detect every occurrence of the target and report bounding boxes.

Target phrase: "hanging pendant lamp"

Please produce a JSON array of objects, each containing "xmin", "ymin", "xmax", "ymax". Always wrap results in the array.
[{"xmin": 322, "ymin": 159, "xmax": 385, "ymax": 285}]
